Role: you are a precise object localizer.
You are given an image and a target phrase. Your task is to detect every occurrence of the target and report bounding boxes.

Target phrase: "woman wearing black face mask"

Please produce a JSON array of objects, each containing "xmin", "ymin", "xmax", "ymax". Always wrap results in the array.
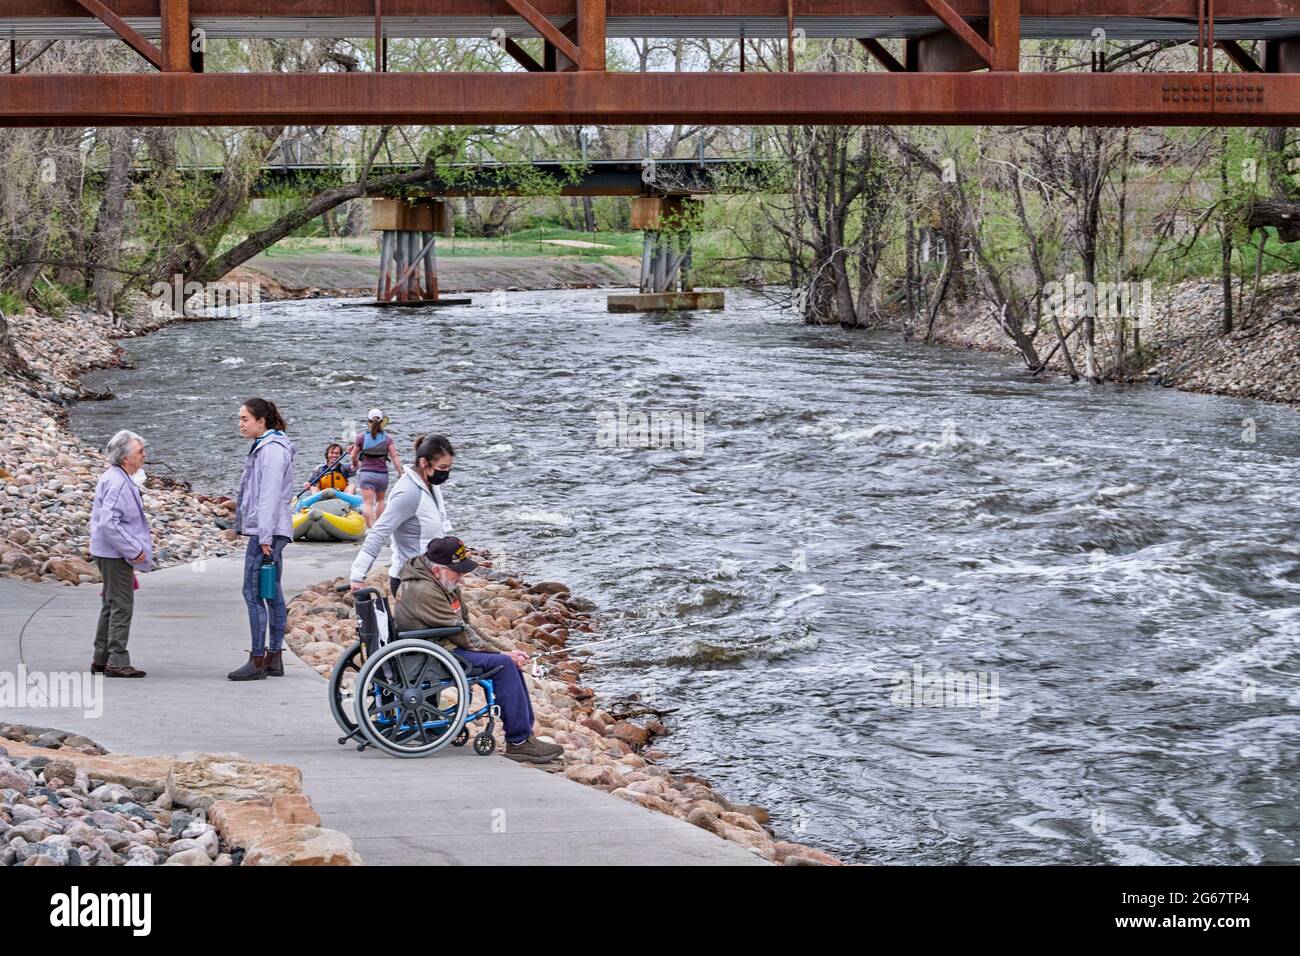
[{"xmin": 349, "ymin": 434, "xmax": 455, "ymax": 597}]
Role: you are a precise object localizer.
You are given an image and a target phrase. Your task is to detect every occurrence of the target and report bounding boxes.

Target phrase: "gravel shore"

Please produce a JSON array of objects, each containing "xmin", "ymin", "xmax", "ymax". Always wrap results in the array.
[
  {"xmin": 0, "ymin": 726, "xmax": 232, "ymax": 867},
  {"xmin": 0, "ymin": 304, "xmax": 240, "ymax": 585}
]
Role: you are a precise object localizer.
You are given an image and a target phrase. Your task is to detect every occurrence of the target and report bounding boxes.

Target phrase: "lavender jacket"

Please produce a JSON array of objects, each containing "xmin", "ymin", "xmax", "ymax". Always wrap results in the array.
[
  {"xmin": 234, "ymin": 432, "xmax": 297, "ymax": 546},
  {"xmin": 89, "ymin": 466, "xmax": 154, "ymax": 571}
]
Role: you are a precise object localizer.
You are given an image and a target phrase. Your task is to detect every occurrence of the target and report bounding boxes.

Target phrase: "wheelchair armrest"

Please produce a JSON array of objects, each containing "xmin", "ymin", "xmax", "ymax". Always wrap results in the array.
[{"xmin": 399, "ymin": 625, "xmax": 465, "ymax": 641}]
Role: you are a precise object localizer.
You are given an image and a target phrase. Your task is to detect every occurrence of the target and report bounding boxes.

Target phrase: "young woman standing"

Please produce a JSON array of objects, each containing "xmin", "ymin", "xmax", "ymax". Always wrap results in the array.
[{"xmin": 229, "ymin": 398, "xmax": 297, "ymax": 681}]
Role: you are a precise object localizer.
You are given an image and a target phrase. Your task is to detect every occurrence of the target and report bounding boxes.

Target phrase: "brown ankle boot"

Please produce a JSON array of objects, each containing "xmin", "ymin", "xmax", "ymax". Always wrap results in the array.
[
  {"xmin": 227, "ymin": 652, "xmax": 268, "ymax": 681},
  {"xmin": 265, "ymin": 650, "xmax": 284, "ymax": 677}
]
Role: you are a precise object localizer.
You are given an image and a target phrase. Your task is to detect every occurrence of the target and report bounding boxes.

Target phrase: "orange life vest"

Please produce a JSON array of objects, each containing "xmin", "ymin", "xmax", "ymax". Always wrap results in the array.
[{"xmin": 318, "ymin": 468, "xmax": 348, "ymax": 491}]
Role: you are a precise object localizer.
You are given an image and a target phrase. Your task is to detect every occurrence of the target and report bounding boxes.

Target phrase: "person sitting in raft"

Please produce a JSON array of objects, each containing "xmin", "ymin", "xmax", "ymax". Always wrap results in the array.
[
  {"xmin": 302, "ymin": 442, "xmax": 353, "ymax": 494},
  {"xmin": 393, "ymin": 536, "xmax": 565, "ymax": 766}
]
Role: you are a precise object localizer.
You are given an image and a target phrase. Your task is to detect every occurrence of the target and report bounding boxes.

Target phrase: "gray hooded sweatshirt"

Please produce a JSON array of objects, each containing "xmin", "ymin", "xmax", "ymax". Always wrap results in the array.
[{"xmin": 234, "ymin": 431, "xmax": 297, "ymax": 545}]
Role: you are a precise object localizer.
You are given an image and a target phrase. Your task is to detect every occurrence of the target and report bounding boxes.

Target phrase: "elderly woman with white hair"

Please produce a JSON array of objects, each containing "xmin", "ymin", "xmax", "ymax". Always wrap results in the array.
[{"xmin": 88, "ymin": 429, "xmax": 154, "ymax": 678}]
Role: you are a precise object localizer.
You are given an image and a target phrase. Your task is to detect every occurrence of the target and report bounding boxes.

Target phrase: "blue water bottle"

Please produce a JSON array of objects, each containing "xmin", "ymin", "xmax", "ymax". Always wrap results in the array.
[{"xmin": 258, "ymin": 556, "xmax": 277, "ymax": 601}]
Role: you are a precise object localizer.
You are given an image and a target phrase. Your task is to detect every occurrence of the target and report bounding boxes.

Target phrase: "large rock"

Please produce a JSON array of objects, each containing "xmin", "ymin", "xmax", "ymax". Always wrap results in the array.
[
  {"xmin": 773, "ymin": 841, "xmax": 843, "ymax": 866},
  {"xmin": 41, "ymin": 758, "xmax": 79, "ymax": 788},
  {"xmin": 0, "ymin": 762, "xmax": 36, "ymax": 792},
  {"xmin": 0, "ymin": 739, "xmax": 169, "ymax": 791},
  {"xmin": 166, "ymin": 752, "xmax": 303, "ymax": 811},
  {"xmin": 240, "ymin": 825, "xmax": 362, "ymax": 866},
  {"xmin": 47, "ymin": 556, "xmax": 99, "ymax": 585},
  {"xmin": 207, "ymin": 794, "xmax": 320, "ymax": 848},
  {"xmin": 609, "ymin": 722, "xmax": 650, "ymax": 749},
  {"xmin": 564, "ymin": 764, "xmax": 619, "ymax": 788}
]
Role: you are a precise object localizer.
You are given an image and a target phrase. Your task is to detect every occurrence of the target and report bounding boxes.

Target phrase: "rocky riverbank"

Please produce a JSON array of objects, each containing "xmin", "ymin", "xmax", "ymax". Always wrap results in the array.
[
  {"xmin": 879, "ymin": 272, "xmax": 1300, "ymax": 410},
  {"xmin": 0, "ymin": 304, "xmax": 242, "ymax": 585},
  {"xmin": 288, "ymin": 570, "xmax": 842, "ymax": 866},
  {"xmin": 0, "ymin": 723, "xmax": 359, "ymax": 866}
]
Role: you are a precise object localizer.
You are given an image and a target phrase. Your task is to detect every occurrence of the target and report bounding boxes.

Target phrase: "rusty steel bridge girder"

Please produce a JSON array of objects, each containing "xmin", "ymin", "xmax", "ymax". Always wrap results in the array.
[
  {"xmin": 2, "ymin": 70, "xmax": 1295, "ymax": 128},
  {"xmin": 2, "ymin": 1, "xmax": 1300, "ymax": 127}
]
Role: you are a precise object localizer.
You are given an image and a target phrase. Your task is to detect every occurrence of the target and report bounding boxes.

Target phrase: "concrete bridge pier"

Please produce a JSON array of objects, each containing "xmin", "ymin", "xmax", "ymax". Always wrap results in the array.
[
  {"xmin": 609, "ymin": 197, "xmax": 723, "ymax": 313},
  {"xmin": 372, "ymin": 199, "xmax": 470, "ymax": 307}
]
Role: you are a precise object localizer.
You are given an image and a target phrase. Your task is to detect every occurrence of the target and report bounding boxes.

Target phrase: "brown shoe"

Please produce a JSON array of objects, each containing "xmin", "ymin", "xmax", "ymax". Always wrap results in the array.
[
  {"xmin": 227, "ymin": 653, "xmax": 268, "ymax": 681},
  {"xmin": 105, "ymin": 665, "xmax": 147, "ymax": 678},
  {"xmin": 505, "ymin": 735, "xmax": 564, "ymax": 764},
  {"xmin": 90, "ymin": 661, "xmax": 106, "ymax": 674},
  {"xmin": 265, "ymin": 650, "xmax": 284, "ymax": 677}
]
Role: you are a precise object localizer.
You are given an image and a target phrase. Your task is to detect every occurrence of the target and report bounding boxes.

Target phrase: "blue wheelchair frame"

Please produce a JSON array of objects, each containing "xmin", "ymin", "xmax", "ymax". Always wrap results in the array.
[{"xmin": 342, "ymin": 586, "xmax": 505, "ymax": 756}]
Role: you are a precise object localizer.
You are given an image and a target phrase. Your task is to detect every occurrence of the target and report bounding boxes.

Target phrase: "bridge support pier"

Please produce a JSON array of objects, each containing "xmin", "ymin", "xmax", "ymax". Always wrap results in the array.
[
  {"xmin": 609, "ymin": 197, "xmax": 723, "ymax": 313},
  {"xmin": 371, "ymin": 199, "xmax": 468, "ymax": 307}
]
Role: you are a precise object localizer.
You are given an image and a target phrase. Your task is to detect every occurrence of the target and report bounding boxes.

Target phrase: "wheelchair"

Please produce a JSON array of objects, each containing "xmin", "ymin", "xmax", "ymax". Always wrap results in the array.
[{"xmin": 328, "ymin": 585, "xmax": 504, "ymax": 759}]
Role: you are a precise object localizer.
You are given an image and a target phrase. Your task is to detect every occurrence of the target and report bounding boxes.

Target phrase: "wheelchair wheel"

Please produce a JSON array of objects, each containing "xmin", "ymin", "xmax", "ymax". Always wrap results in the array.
[
  {"xmin": 452, "ymin": 727, "xmax": 470, "ymax": 747},
  {"xmin": 353, "ymin": 639, "xmax": 470, "ymax": 758},
  {"xmin": 328, "ymin": 641, "xmax": 367, "ymax": 739},
  {"xmin": 473, "ymin": 733, "xmax": 497, "ymax": 756}
]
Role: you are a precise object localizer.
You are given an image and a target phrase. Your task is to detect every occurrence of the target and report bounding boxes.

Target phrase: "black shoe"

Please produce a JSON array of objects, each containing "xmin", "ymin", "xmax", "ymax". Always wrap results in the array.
[
  {"xmin": 105, "ymin": 665, "xmax": 147, "ymax": 678},
  {"xmin": 227, "ymin": 653, "xmax": 268, "ymax": 681},
  {"xmin": 90, "ymin": 661, "xmax": 106, "ymax": 674},
  {"xmin": 265, "ymin": 650, "xmax": 284, "ymax": 677}
]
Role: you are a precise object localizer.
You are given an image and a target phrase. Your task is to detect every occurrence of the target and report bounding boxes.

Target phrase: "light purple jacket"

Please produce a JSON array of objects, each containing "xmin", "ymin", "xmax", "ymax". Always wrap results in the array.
[
  {"xmin": 89, "ymin": 466, "xmax": 154, "ymax": 571},
  {"xmin": 234, "ymin": 432, "xmax": 297, "ymax": 545}
]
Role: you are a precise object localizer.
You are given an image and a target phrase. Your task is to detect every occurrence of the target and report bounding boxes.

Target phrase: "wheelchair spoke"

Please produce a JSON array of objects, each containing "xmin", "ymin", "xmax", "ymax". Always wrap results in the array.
[
  {"xmin": 370, "ymin": 677, "xmax": 404, "ymax": 697},
  {"xmin": 413, "ymin": 705, "xmax": 431, "ymax": 744},
  {"xmin": 385, "ymin": 703, "xmax": 410, "ymax": 740},
  {"xmin": 418, "ymin": 680, "xmax": 454, "ymax": 706},
  {"xmin": 412, "ymin": 654, "xmax": 435, "ymax": 689}
]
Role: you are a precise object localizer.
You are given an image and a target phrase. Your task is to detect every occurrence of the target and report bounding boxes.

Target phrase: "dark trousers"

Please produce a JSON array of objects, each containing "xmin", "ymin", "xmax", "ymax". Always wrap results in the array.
[
  {"xmin": 242, "ymin": 535, "xmax": 289, "ymax": 655},
  {"xmin": 94, "ymin": 557, "xmax": 136, "ymax": 667},
  {"xmin": 451, "ymin": 650, "xmax": 535, "ymax": 744}
]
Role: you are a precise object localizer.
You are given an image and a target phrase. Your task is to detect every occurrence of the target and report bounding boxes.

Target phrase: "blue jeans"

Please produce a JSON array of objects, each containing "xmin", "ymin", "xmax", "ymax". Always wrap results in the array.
[
  {"xmin": 242, "ymin": 535, "xmax": 289, "ymax": 655},
  {"xmin": 451, "ymin": 650, "xmax": 535, "ymax": 744}
]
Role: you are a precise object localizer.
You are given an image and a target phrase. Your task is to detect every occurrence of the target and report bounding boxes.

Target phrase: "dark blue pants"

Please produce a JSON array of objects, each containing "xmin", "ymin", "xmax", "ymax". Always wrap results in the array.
[
  {"xmin": 451, "ymin": 650, "xmax": 535, "ymax": 744},
  {"xmin": 242, "ymin": 535, "xmax": 289, "ymax": 655}
]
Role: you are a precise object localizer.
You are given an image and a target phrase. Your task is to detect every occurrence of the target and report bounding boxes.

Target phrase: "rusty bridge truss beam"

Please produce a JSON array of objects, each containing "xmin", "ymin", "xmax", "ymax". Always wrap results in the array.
[{"xmin": 2, "ymin": 1, "xmax": 1299, "ymax": 127}]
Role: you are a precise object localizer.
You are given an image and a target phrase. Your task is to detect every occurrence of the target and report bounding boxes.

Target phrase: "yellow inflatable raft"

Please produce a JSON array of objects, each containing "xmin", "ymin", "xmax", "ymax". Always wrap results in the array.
[{"xmin": 292, "ymin": 490, "xmax": 366, "ymax": 543}]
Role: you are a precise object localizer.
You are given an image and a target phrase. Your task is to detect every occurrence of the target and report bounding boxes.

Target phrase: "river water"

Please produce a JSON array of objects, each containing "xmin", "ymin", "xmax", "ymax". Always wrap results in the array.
[{"xmin": 72, "ymin": 289, "xmax": 1300, "ymax": 865}]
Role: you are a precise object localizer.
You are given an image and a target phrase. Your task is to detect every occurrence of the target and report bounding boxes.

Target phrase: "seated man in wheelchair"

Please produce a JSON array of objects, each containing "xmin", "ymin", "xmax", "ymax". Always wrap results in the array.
[{"xmin": 393, "ymin": 536, "xmax": 565, "ymax": 765}]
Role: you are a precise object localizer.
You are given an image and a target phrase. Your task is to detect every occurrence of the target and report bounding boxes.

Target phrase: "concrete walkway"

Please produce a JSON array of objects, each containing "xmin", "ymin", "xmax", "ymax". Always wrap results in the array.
[{"xmin": 0, "ymin": 546, "xmax": 764, "ymax": 865}]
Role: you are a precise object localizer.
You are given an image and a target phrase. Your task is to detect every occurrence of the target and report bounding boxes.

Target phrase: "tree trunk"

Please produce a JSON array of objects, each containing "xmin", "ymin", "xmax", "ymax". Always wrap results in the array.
[{"xmin": 90, "ymin": 128, "xmax": 136, "ymax": 314}]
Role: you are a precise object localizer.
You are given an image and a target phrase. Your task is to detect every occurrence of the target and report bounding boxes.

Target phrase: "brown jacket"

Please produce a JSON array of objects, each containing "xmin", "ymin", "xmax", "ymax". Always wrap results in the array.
[{"xmin": 392, "ymin": 555, "xmax": 491, "ymax": 651}]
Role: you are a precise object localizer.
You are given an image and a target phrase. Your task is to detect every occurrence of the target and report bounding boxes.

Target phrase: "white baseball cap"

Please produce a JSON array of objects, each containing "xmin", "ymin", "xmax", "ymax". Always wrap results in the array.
[{"xmin": 367, "ymin": 408, "xmax": 384, "ymax": 421}]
